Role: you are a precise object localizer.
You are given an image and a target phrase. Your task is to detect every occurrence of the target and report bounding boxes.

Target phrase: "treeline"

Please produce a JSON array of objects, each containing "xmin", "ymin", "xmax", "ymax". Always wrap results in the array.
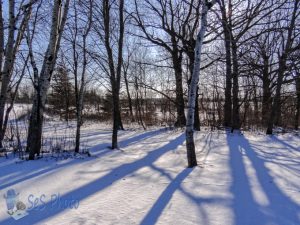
[{"xmin": 0, "ymin": 0, "xmax": 299, "ymax": 164}]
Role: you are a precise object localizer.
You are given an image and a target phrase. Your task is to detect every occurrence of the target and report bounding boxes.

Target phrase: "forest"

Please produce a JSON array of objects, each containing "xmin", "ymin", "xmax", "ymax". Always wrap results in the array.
[{"xmin": 0, "ymin": 0, "xmax": 299, "ymax": 224}]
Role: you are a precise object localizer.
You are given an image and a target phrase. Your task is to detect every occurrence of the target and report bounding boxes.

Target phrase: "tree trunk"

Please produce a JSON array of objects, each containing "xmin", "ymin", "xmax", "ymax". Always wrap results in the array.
[
  {"xmin": 261, "ymin": 61, "xmax": 271, "ymax": 127},
  {"xmin": 103, "ymin": 0, "xmax": 124, "ymax": 149},
  {"xmin": 0, "ymin": 0, "xmax": 16, "ymax": 148},
  {"xmin": 172, "ymin": 53, "xmax": 186, "ymax": 127},
  {"xmin": 194, "ymin": 87, "xmax": 200, "ymax": 131},
  {"xmin": 187, "ymin": 50, "xmax": 201, "ymax": 131},
  {"xmin": 27, "ymin": 94, "xmax": 43, "ymax": 159},
  {"xmin": 112, "ymin": 86, "xmax": 121, "ymax": 148},
  {"xmin": 252, "ymin": 81, "xmax": 259, "ymax": 126},
  {"xmin": 0, "ymin": 1, "xmax": 31, "ymax": 147},
  {"xmin": 0, "ymin": 1, "xmax": 4, "ymax": 74},
  {"xmin": 266, "ymin": 0, "xmax": 298, "ymax": 134},
  {"xmin": 186, "ymin": 0, "xmax": 215, "ymax": 168},
  {"xmin": 74, "ymin": 0, "xmax": 92, "ymax": 153},
  {"xmin": 117, "ymin": 109, "xmax": 123, "ymax": 130},
  {"xmin": 27, "ymin": 0, "xmax": 70, "ymax": 159},
  {"xmin": 219, "ymin": 0, "xmax": 232, "ymax": 127},
  {"xmin": 0, "ymin": 55, "xmax": 28, "ymax": 146},
  {"xmin": 231, "ymin": 41, "xmax": 240, "ymax": 131},
  {"xmin": 274, "ymin": 101, "xmax": 282, "ymax": 126},
  {"xmin": 266, "ymin": 67, "xmax": 284, "ymax": 135},
  {"xmin": 124, "ymin": 69, "xmax": 134, "ymax": 122},
  {"xmin": 135, "ymin": 78, "xmax": 146, "ymax": 130},
  {"xmin": 75, "ymin": 63, "xmax": 86, "ymax": 153},
  {"xmin": 295, "ymin": 73, "xmax": 300, "ymax": 130}
]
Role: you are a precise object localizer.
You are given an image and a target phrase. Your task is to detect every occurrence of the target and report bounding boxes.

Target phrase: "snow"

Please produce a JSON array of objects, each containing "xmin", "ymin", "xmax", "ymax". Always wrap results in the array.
[{"xmin": 0, "ymin": 124, "xmax": 299, "ymax": 225}]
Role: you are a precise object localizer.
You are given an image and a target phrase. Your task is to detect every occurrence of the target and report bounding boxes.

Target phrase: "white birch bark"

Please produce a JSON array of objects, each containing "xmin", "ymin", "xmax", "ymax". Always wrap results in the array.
[
  {"xmin": 27, "ymin": 0, "xmax": 70, "ymax": 159},
  {"xmin": 186, "ymin": 0, "xmax": 216, "ymax": 168},
  {"xmin": 0, "ymin": 1, "xmax": 4, "ymax": 72},
  {"xmin": 0, "ymin": 0, "xmax": 33, "ymax": 146}
]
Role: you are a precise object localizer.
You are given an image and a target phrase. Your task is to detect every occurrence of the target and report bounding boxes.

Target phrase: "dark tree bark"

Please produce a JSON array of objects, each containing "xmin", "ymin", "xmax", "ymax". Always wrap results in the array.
[
  {"xmin": 266, "ymin": 0, "xmax": 299, "ymax": 134},
  {"xmin": 219, "ymin": 0, "xmax": 232, "ymax": 127},
  {"xmin": 123, "ymin": 60, "xmax": 134, "ymax": 122},
  {"xmin": 71, "ymin": 0, "xmax": 93, "ymax": 153},
  {"xmin": 231, "ymin": 41, "xmax": 240, "ymax": 131},
  {"xmin": 102, "ymin": 0, "xmax": 125, "ymax": 149},
  {"xmin": 133, "ymin": 0, "xmax": 186, "ymax": 128},
  {"xmin": 194, "ymin": 87, "xmax": 200, "ymax": 131},
  {"xmin": 134, "ymin": 77, "xmax": 146, "ymax": 130},
  {"xmin": 172, "ymin": 51, "xmax": 186, "ymax": 127},
  {"xmin": 295, "ymin": 72, "xmax": 300, "ymax": 130},
  {"xmin": 261, "ymin": 57, "xmax": 272, "ymax": 127}
]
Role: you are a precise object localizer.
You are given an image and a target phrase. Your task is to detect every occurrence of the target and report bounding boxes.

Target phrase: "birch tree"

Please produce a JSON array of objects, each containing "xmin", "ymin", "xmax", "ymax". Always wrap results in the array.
[
  {"xmin": 186, "ymin": 0, "xmax": 216, "ymax": 168},
  {"xmin": 0, "ymin": 0, "xmax": 35, "ymax": 147},
  {"xmin": 26, "ymin": 0, "xmax": 70, "ymax": 160},
  {"xmin": 2, "ymin": 54, "xmax": 29, "ymax": 141}
]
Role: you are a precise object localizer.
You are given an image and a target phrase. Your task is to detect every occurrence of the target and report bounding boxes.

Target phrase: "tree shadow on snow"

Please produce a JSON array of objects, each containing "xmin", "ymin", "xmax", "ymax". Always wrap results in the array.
[
  {"xmin": 85, "ymin": 128, "xmax": 167, "ymax": 150},
  {"xmin": 0, "ymin": 149, "xmax": 111, "ymax": 191},
  {"xmin": 0, "ymin": 129, "xmax": 166, "ymax": 193},
  {"xmin": 140, "ymin": 168, "xmax": 194, "ymax": 225},
  {"xmin": 118, "ymin": 128, "xmax": 169, "ymax": 148},
  {"xmin": 226, "ymin": 133, "xmax": 300, "ymax": 225},
  {"xmin": 0, "ymin": 132, "xmax": 185, "ymax": 225},
  {"xmin": 140, "ymin": 133, "xmax": 219, "ymax": 225},
  {"xmin": 271, "ymin": 135, "xmax": 300, "ymax": 153}
]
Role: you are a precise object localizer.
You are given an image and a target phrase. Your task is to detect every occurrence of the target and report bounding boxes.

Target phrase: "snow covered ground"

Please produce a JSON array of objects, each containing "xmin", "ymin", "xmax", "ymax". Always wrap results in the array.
[{"xmin": 0, "ymin": 124, "xmax": 299, "ymax": 225}]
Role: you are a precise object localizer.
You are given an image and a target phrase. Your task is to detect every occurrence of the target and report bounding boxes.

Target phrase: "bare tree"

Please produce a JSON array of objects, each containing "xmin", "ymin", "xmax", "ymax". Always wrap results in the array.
[
  {"xmin": 186, "ymin": 0, "xmax": 216, "ymax": 168},
  {"xmin": 132, "ymin": 0, "xmax": 187, "ymax": 127},
  {"xmin": 2, "ymin": 54, "xmax": 29, "ymax": 143},
  {"xmin": 266, "ymin": 0, "xmax": 300, "ymax": 134},
  {"xmin": 122, "ymin": 45, "xmax": 135, "ymax": 122},
  {"xmin": 0, "ymin": 0, "xmax": 34, "ymax": 147},
  {"xmin": 295, "ymin": 68, "xmax": 300, "ymax": 130},
  {"xmin": 92, "ymin": 0, "xmax": 125, "ymax": 149},
  {"xmin": 214, "ymin": 0, "xmax": 285, "ymax": 131},
  {"xmin": 217, "ymin": 0, "xmax": 232, "ymax": 127},
  {"xmin": 26, "ymin": 0, "xmax": 70, "ymax": 159},
  {"xmin": 65, "ymin": 0, "xmax": 93, "ymax": 153}
]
